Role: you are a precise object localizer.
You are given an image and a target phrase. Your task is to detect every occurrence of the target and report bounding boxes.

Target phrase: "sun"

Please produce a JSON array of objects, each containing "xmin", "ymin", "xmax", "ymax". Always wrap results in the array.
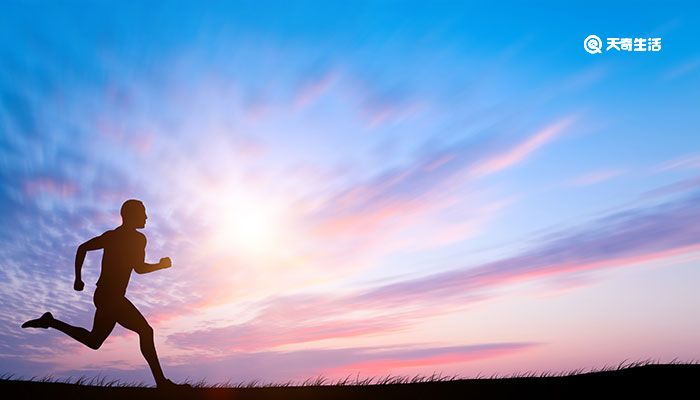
[
  {"xmin": 208, "ymin": 189, "xmax": 288, "ymax": 260},
  {"xmin": 225, "ymin": 200, "xmax": 279, "ymax": 254}
]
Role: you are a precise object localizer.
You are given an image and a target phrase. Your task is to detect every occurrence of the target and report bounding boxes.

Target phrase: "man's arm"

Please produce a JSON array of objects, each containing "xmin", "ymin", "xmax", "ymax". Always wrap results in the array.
[
  {"xmin": 133, "ymin": 234, "xmax": 172, "ymax": 274},
  {"xmin": 74, "ymin": 233, "xmax": 108, "ymax": 291},
  {"xmin": 134, "ymin": 257, "xmax": 172, "ymax": 274}
]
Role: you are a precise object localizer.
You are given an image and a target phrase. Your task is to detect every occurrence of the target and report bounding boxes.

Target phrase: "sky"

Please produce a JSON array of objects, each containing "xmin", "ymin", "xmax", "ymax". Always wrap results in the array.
[{"xmin": 1, "ymin": 0, "xmax": 699, "ymax": 385}]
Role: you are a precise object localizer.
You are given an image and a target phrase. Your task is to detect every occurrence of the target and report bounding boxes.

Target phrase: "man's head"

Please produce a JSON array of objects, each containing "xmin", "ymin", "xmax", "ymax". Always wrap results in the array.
[{"xmin": 121, "ymin": 199, "xmax": 147, "ymax": 229}]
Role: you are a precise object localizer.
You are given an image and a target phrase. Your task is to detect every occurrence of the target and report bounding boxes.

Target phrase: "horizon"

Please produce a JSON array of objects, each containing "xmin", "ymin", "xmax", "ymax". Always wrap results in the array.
[{"xmin": 1, "ymin": 0, "xmax": 699, "ymax": 384}]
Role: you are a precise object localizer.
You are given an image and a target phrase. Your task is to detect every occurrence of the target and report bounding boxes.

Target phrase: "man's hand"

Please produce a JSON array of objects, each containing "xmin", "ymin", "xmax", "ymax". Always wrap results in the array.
[
  {"xmin": 159, "ymin": 257, "xmax": 172, "ymax": 269},
  {"xmin": 74, "ymin": 279, "xmax": 85, "ymax": 291},
  {"xmin": 135, "ymin": 257, "xmax": 172, "ymax": 274}
]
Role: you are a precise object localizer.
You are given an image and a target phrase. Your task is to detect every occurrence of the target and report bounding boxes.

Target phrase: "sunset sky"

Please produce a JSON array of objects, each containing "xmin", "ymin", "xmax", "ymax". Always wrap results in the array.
[{"xmin": 1, "ymin": 1, "xmax": 699, "ymax": 384}]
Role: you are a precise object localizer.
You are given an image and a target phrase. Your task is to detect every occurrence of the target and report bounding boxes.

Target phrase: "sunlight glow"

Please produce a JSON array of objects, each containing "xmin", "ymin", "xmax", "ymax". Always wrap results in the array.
[{"xmin": 211, "ymin": 191, "xmax": 287, "ymax": 260}]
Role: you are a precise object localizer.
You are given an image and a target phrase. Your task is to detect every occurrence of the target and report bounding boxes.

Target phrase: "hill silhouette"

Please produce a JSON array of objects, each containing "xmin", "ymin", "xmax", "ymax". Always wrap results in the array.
[{"xmin": 2, "ymin": 363, "xmax": 697, "ymax": 399}]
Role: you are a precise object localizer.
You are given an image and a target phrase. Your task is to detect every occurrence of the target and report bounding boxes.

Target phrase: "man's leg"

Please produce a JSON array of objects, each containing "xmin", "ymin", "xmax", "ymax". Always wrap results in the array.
[
  {"xmin": 114, "ymin": 297, "xmax": 167, "ymax": 385},
  {"xmin": 22, "ymin": 308, "xmax": 116, "ymax": 350}
]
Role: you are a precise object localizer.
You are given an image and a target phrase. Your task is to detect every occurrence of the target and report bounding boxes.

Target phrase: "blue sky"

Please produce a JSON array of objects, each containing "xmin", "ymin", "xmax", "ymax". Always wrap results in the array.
[{"xmin": 1, "ymin": 0, "xmax": 699, "ymax": 384}]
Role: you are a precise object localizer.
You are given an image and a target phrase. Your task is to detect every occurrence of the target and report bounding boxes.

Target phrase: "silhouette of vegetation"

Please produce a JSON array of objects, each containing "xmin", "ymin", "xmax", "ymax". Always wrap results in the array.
[{"xmin": 2, "ymin": 361, "xmax": 697, "ymax": 399}]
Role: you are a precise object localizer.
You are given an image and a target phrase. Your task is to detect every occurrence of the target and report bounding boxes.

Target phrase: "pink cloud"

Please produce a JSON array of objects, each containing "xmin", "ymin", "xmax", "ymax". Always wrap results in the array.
[
  {"xmin": 23, "ymin": 177, "xmax": 78, "ymax": 198},
  {"xmin": 169, "ymin": 315, "xmax": 408, "ymax": 352},
  {"xmin": 654, "ymin": 153, "xmax": 700, "ymax": 172},
  {"xmin": 567, "ymin": 168, "xmax": 625, "ymax": 187},
  {"xmin": 131, "ymin": 132, "xmax": 155, "ymax": 154},
  {"xmin": 294, "ymin": 70, "xmax": 338, "ymax": 109},
  {"xmin": 148, "ymin": 342, "xmax": 541, "ymax": 383},
  {"xmin": 470, "ymin": 116, "xmax": 576, "ymax": 177},
  {"xmin": 301, "ymin": 122, "xmax": 575, "ymax": 269},
  {"xmin": 308, "ymin": 115, "xmax": 574, "ymax": 246},
  {"xmin": 311, "ymin": 194, "xmax": 431, "ymax": 238},
  {"xmin": 363, "ymin": 100, "xmax": 425, "ymax": 128},
  {"xmin": 323, "ymin": 343, "xmax": 539, "ymax": 377},
  {"xmin": 167, "ymin": 189, "xmax": 700, "ymax": 353},
  {"xmin": 642, "ymin": 175, "xmax": 700, "ymax": 199},
  {"xmin": 352, "ymin": 191, "xmax": 700, "ymax": 309}
]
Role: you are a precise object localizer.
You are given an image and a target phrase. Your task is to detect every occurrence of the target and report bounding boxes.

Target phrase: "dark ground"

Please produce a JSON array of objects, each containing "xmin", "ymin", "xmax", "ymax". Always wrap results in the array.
[{"xmin": 1, "ymin": 364, "xmax": 698, "ymax": 399}]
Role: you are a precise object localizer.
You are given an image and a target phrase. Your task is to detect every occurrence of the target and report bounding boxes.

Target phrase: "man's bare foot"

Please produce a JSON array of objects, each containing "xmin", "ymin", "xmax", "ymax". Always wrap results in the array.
[
  {"xmin": 21, "ymin": 312, "xmax": 53, "ymax": 329},
  {"xmin": 157, "ymin": 378, "xmax": 191, "ymax": 389}
]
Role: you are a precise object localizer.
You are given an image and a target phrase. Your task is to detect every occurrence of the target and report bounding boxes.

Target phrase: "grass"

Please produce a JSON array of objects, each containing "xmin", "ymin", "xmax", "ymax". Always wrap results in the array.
[
  {"xmin": 2, "ymin": 358, "xmax": 695, "ymax": 388},
  {"xmin": 1, "ymin": 360, "xmax": 698, "ymax": 399}
]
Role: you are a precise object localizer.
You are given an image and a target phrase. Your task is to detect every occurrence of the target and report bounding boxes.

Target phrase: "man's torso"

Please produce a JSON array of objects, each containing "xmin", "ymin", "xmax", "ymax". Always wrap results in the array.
[{"xmin": 96, "ymin": 227, "xmax": 145, "ymax": 296}]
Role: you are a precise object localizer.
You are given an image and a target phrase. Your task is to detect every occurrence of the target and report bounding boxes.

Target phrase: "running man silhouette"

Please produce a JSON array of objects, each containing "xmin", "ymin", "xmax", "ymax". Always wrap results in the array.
[{"xmin": 22, "ymin": 199, "xmax": 187, "ymax": 389}]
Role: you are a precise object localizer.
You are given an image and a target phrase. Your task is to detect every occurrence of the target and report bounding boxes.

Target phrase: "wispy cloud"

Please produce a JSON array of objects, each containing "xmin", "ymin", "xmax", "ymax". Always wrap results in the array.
[
  {"xmin": 662, "ymin": 57, "xmax": 700, "ymax": 81},
  {"xmin": 641, "ymin": 175, "xmax": 700, "ymax": 199},
  {"xmin": 566, "ymin": 168, "xmax": 625, "ymax": 187},
  {"xmin": 309, "ymin": 116, "xmax": 575, "ymax": 241},
  {"xmin": 353, "ymin": 190, "xmax": 700, "ymax": 308},
  {"xmin": 163, "ymin": 342, "xmax": 540, "ymax": 382},
  {"xmin": 293, "ymin": 69, "xmax": 339, "ymax": 110},
  {"xmin": 654, "ymin": 153, "xmax": 700, "ymax": 172},
  {"xmin": 168, "ymin": 188, "xmax": 700, "ymax": 353},
  {"xmin": 320, "ymin": 342, "xmax": 540, "ymax": 377},
  {"xmin": 470, "ymin": 116, "xmax": 576, "ymax": 178}
]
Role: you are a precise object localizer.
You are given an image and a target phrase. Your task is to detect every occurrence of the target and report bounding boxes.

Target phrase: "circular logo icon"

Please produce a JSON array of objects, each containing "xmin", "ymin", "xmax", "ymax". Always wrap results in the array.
[{"xmin": 584, "ymin": 35, "xmax": 603, "ymax": 54}]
